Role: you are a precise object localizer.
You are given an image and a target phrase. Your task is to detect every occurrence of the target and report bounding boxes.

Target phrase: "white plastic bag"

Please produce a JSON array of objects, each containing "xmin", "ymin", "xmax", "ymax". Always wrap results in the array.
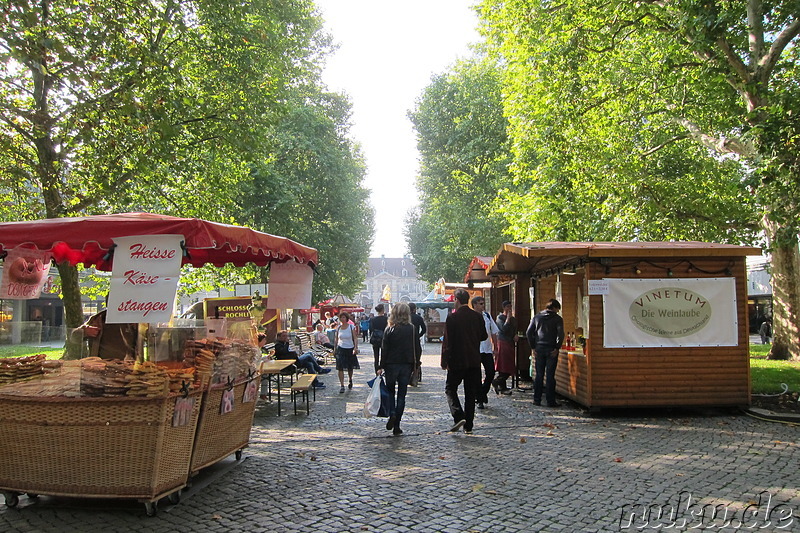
[{"xmin": 364, "ymin": 376, "xmax": 382, "ymax": 418}]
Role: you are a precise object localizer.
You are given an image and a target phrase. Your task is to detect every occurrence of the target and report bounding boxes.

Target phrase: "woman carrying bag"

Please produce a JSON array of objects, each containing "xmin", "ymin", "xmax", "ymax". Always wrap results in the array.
[{"xmin": 377, "ymin": 302, "xmax": 415, "ymax": 436}]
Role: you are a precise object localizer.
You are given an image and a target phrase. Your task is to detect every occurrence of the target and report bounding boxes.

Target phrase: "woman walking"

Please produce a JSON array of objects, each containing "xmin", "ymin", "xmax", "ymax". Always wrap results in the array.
[
  {"xmin": 334, "ymin": 311, "xmax": 359, "ymax": 393},
  {"xmin": 378, "ymin": 302, "xmax": 415, "ymax": 435}
]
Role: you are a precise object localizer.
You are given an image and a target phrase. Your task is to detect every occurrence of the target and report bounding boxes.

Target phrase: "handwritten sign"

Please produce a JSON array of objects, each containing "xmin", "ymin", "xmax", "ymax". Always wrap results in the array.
[
  {"xmin": 0, "ymin": 248, "xmax": 52, "ymax": 300},
  {"xmin": 106, "ymin": 235, "xmax": 183, "ymax": 324},
  {"xmin": 588, "ymin": 280, "xmax": 610, "ymax": 295}
]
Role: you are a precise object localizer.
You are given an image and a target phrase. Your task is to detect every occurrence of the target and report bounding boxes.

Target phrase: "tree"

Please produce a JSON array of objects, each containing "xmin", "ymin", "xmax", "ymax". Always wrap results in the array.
[
  {"xmin": 479, "ymin": 0, "xmax": 799, "ymax": 359},
  {"xmin": 238, "ymin": 85, "xmax": 374, "ymax": 304},
  {"xmin": 407, "ymin": 57, "xmax": 516, "ymax": 283},
  {"xmin": 0, "ymin": 0, "xmax": 326, "ymax": 347}
]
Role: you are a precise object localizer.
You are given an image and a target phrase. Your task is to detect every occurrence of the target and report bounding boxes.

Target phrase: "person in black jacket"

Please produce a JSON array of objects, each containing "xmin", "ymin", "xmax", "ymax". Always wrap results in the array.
[
  {"xmin": 441, "ymin": 289, "xmax": 488, "ymax": 434},
  {"xmin": 369, "ymin": 304, "xmax": 388, "ymax": 374},
  {"xmin": 378, "ymin": 302, "xmax": 415, "ymax": 435},
  {"xmin": 408, "ymin": 302, "xmax": 427, "ymax": 384},
  {"xmin": 526, "ymin": 299, "xmax": 565, "ymax": 407}
]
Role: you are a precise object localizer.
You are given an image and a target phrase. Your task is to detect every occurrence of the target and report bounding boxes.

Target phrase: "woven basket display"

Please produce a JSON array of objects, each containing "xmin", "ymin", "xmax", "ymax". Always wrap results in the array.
[
  {"xmin": 0, "ymin": 391, "xmax": 201, "ymax": 499},
  {"xmin": 190, "ymin": 373, "xmax": 259, "ymax": 475}
]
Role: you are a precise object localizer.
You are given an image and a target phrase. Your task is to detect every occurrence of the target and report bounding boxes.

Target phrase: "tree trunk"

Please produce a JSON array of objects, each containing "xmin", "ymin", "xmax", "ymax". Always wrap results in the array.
[
  {"xmin": 57, "ymin": 263, "xmax": 85, "ymax": 360},
  {"xmin": 764, "ymin": 221, "xmax": 800, "ymax": 361}
]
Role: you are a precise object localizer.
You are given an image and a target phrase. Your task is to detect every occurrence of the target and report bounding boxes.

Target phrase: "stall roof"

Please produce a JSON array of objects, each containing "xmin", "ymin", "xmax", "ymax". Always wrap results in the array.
[
  {"xmin": 487, "ymin": 241, "xmax": 762, "ymax": 276},
  {"xmin": 0, "ymin": 212, "xmax": 318, "ymax": 270},
  {"xmin": 463, "ymin": 256, "xmax": 494, "ymax": 283}
]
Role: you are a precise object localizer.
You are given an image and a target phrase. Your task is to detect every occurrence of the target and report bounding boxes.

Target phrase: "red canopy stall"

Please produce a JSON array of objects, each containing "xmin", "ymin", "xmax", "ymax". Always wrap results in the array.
[
  {"xmin": 0, "ymin": 211, "xmax": 318, "ymax": 270},
  {"xmin": 0, "ymin": 213, "xmax": 317, "ymax": 515}
]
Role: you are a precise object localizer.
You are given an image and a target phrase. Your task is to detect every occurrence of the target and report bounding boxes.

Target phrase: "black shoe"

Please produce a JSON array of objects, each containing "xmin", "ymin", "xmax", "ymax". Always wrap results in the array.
[
  {"xmin": 464, "ymin": 428, "xmax": 473, "ymax": 434},
  {"xmin": 393, "ymin": 426, "xmax": 403, "ymax": 436},
  {"xmin": 499, "ymin": 389, "xmax": 512, "ymax": 396},
  {"xmin": 449, "ymin": 420, "xmax": 466, "ymax": 432},
  {"xmin": 534, "ymin": 400, "xmax": 542, "ymax": 406},
  {"xmin": 546, "ymin": 401, "xmax": 561, "ymax": 407},
  {"xmin": 477, "ymin": 402, "xmax": 485, "ymax": 410},
  {"xmin": 386, "ymin": 416, "xmax": 396, "ymax": 431}
]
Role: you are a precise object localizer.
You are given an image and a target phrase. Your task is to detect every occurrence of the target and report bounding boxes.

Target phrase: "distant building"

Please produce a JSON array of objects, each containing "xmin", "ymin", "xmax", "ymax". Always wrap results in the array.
[
  {"xmin": 359, "ymin": 256, "xmax": 429, "ymax": 312},
  {"xmin": 747, "ymin": 255, "xmax": 772, "ymax": 332}
]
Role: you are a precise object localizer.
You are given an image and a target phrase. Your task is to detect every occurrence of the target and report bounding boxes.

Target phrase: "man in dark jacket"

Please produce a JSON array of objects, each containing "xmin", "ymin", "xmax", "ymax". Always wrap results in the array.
[
  {"xmin": 441, "ymin": 288, "xmax": 488, "ymax": 433},
  {"xmin": 526, "ymin": 299, "xmax": 565, "ymax": 407}
]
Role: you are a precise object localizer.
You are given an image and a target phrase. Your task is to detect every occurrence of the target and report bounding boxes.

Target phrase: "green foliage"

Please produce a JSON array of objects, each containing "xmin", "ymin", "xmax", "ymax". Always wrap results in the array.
[
  {"xmin": 407, "ymin": 57, "xmax": 516, "ymax": 282},
  {"xmin": 237, "ymin": 86, "xmax": 374, "ymax": 303},
  {"xmin": 479, "ymin": 0, "xmax": 768, "ymax": 244},
  {"xmin": 0, "ymin": 1, "xmax": 373, "ymax": 316}
]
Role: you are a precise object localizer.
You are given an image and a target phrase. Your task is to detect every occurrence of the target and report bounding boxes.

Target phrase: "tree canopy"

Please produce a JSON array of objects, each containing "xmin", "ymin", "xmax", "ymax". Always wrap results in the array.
[
  {"xmin": 406, "ymin": 57, "xmax": 516, "ymax": 283},
  {"xmin": 0, "ymin": 0, "xmax": 374, "ymax": 333}
]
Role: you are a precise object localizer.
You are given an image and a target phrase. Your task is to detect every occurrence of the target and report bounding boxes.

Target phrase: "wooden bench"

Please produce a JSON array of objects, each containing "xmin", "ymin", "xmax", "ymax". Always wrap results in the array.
[
  {"xmin": 290, "ymin": 373, "xmax": 317, "ymax": 415},
  {"xmin": 295, "ymin": 332, "xmax": 334, "ymax": 365}
]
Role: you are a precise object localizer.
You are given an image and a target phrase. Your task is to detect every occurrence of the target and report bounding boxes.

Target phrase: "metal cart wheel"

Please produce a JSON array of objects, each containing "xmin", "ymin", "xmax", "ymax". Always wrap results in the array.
[
  {"xmin": 3, "ymin": 491, "xmax": 20, "ymax": 508},
  {"xmin": 235, "ymin": 449, "xmax": 243, "ymax": 460},
  {"xmin": 144, "ymin": 500, "xmax": 158, "ymax": 517},
  {"xmin": 167, "ymin": 490, "xmax": 181, "ymax": 505}
]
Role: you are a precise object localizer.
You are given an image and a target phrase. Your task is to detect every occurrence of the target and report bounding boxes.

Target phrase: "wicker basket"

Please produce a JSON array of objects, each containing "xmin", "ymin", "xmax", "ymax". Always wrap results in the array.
[
  {"xmin": 190, "ymin": 373, "xmax": 259, "ymax": 475},
  {"xmin": 0, "ymin": 391, "xmax": 201, "ymax": 500}
]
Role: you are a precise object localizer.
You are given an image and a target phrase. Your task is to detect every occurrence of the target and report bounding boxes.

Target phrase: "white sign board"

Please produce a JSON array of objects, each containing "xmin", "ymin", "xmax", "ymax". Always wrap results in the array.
[
  {"xmin": 588, "ymin": 279, "xmax": 610, "ymax": 295},
  {"xmin": 106, "ymin": 235, "xmax": 183, "ymax": 324},
  {"xmin": 266, "ymin": 261, "xmax": 314, "ymax": 309},
  {"xmin": 603, "ymin": 278, "xmax": 738, "ymax": 348}
]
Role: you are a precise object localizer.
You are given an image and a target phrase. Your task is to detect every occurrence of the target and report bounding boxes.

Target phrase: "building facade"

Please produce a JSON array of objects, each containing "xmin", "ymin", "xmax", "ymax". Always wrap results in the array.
[{"xmin": 358, "ymin": 256, "xmax": 429, "ymax": 312}]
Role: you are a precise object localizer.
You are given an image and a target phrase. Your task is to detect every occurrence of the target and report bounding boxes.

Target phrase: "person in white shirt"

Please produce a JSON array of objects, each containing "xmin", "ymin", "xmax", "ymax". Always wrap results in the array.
[{"xmin": 472, "ymin": 296, "xmax": 499, "ymax": 409}]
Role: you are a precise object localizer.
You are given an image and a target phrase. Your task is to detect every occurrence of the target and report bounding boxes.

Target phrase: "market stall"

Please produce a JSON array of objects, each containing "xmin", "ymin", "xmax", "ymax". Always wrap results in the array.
[
  {"xmin": 0, "ymin": 213, "xmax": 317, "ymax": 514},
  {"xmin": 472, "ymin": 242, "xmax": 760, "ymax": 410}
]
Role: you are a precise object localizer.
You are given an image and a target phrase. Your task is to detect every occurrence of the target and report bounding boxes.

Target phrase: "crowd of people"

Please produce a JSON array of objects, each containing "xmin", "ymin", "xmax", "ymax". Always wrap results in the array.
[{"xmin": 260, "ymin": 290, "xmax": 565, "ymax": 436}]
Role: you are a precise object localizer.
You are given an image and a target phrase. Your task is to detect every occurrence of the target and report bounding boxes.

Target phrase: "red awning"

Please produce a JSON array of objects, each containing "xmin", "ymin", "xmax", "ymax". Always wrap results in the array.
[{"xmin": 0, "ymin": 212, "xmax": 318, "ymax": 271}]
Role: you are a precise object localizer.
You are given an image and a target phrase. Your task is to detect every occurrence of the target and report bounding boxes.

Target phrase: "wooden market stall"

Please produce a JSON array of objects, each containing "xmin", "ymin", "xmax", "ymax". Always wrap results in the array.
[
  {"xmin": 0, "ymin": 213, "xmax": 317, "ymax": 515},
  {"xmin": 473, "ymin": 242, "xmax": 761, "ymax": 410}
]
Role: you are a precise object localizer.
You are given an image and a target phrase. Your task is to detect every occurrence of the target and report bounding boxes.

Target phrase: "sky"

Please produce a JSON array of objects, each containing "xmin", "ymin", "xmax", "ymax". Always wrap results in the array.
[{"xmin": 314, "ymin": 1, "xmax": 481, "ymax": 258}]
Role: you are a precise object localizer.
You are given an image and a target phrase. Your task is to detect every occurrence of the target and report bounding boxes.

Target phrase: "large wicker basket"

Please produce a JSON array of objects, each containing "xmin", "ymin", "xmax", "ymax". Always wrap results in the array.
[
  {"xmin": 190, "ymin": 373, "xmax": 259, "ymax": 475},
  {"xmin": 0, "ymin": 391, "xmax": 201, "ymax": 500}
]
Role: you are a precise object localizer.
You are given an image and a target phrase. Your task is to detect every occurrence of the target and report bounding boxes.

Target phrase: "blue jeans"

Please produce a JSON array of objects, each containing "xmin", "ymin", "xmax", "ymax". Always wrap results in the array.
[
  {"xmin": 383, "ymin": 363, "xmax": 413, "ymax": 422},
  {"xmin": 296, "ymin": 352, "xmax": 322, "ymax": 374}
]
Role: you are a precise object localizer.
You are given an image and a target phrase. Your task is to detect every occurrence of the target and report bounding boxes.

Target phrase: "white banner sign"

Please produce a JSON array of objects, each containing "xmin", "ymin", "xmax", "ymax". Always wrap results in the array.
[
  {"xmin": 603, "ymin": 278, "xmax": 738, "ymax": 348},
  {"xmin": 0, "ymin": 248, "xmax": 52, "ymax": 300},
  {"xmin": 106, "ymin": 235, "xmax": 183, "ymax": 324},
  {"xmin": 266, "ymin": 261, "xmax": 314, "ymax": 310}
]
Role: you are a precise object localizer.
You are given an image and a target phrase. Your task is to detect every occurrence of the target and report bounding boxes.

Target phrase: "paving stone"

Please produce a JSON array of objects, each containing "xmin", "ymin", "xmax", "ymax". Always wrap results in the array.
[{"xmin": 2, "ymin": 345, "xmax": 799, "ymax": 532}]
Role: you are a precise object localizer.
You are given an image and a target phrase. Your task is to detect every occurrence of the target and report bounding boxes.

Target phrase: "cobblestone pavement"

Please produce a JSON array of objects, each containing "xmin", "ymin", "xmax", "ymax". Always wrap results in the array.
[{"xmin": 2, "ymin": 343, "xmax": 799, "ymax": 532}]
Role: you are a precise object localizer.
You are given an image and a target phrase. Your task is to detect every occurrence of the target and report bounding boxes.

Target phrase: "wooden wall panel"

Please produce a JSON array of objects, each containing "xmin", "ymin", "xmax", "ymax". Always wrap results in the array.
[{"xmin": 572, "ymin": 257, "xmax": 749, "ymax": 408}]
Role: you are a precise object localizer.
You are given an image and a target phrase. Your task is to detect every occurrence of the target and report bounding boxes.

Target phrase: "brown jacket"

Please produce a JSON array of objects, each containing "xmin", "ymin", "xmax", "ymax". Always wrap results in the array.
[{"xmin": 440, "ymin": 305, "xmax": 487, "ymax": 371}]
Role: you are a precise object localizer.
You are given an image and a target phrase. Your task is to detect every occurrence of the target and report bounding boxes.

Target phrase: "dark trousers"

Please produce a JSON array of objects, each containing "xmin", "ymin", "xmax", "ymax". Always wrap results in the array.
[
  {"xmin": 383, "ymin": 363, "xmax": 413, "ymax": 423},
  {"xmin": 445, "ymin": 366, "xmax": 481, "ymax": 431},
  {"xmin": 372, "ymin": 343, "xmax": 381, "ymax": 373},
  {"xmin": 479, "ymin": 353, "xmax": 495, "ymax": 403},
  {"xmin": 533, "ymin": 345, "xmax": 559, "ymax": 405}
]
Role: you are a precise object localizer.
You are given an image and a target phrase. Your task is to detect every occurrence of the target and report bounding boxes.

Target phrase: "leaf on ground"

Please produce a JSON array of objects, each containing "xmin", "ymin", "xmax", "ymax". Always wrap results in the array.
[
  {"xmin": 212, "ymin": 514, "xmax": 222, "ymax": 520},
  {"xmin": 614, "ymin": 457, "xmax": 623, "ymax": 462},
  {"xmin": 484, "ymin": 490, "xmax": 497, "ymax": 495},
  {"xmin": 520, "ymin": 437, "xmax": 527, "ymax": 443},
  {"xmin": 472, "ymin": 483, "xmax": 485, "ymax": 492}
]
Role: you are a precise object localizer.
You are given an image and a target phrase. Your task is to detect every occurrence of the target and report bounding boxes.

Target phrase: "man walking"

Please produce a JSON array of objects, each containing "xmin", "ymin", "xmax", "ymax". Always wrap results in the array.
[
  {"xmin": 471, "ymin": 296, "xmax": 498, "ymax": 409},
  {"xmin": 526, "ymin": 299, "xmax": 565, "ymax": 407},
  {"xmin": 441, "ymin": 288, "xmax": 487, "ymax": 434}
]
